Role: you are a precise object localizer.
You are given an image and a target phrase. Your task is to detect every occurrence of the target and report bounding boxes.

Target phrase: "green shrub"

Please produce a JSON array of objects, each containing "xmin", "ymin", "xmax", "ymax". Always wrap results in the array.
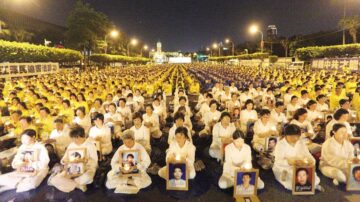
[
  {"xmin": 0, "ymin": 40, "xmax": 83, "ymax": 62},
  {"xmin": 296, "ymin": 43, "xmax": 360, "ymax": 61},
  {"xmin": 269, "ymin": 55, "xmax": 278, "ymax": 63},
  {"xmin": 89, "ymin": 54, "xmax": 150, "ymax": 64},
  {"xmin": 209, "ymin": 52, "xmax": 270, "ymax": 61}
]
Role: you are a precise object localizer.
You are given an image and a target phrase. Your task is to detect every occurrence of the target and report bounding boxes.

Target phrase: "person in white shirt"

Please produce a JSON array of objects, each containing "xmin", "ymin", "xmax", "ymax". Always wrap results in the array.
[
  {"xmin": 239, "ymin": 99, "xmax": 258, "ymax": 132},
  {"xmin": 316, "ymin": 95, "xmax": 329, "ymax": 112},
  {"xmin": 49, "ymin": 125, "xmax": 98, "ymax": 192},
  {"xmin": 104, "ymin": 103, "xmax": 123, "ymax": 139},
  {"xmin": 133, "ymin": 89, "xmax": 145, "ymax": 109},
  {"xmin": 240, "ymin": 89, "xmax": 253, "ymax": 105},
  {"xmin": 89, "ymin": 98, "xmax": 106, "ymax": 116},
  {"xmin": 220, "ymin": 86, "xmax": 232, "ymax": 104},
  {"xmin": 270, "ymin": 101, "xmax": 287, "ymax": 125},
  {"xmin": 126, "ymin": 93, "xmax": 140, "ymax": 113},
  {"xmin": 174, "ymin": 96, "xmax": 192, "ymax": 117},
  {"xmin": 168, "ymin": 112, "xmax": 191, "ymax": 145},
  {"xmin": 200, "ymin": 100, "xmax": 221, "ymax": 136},
  {"xmin": 210, "ymin": 112, "xmax": 236, "ymax": 160},
  {"xmin": 253, "ymin": 109, "xmax": 278, "ymax": 152},
  {"xmin": 117, "ymin": 98, "xmax": 133, "ymax": 128},
  {"xmin": 89, "ymin": 113, "xmax": 112, "ymax": 156},
  {"xmin": 299, "ymin": 90, "xmax": 310, "ymax": 107},
  {"xmin": 226, "ymin": 92, "xmax": 241, "ymax": 113},
  {"xmin": 152, "ymin": 98, "xmax": 167, "ymax": 123},
  {"xmin": 320, "ymin": 123, "xmax": 355, "ymax": 186},
  {"xmin": 130, "ymin": 113, "xmax": 151, "ymax": 153},
  {"xmin": 218, "ymin": 130, "xmax": 265, "ymax": 190},
  {"xmin": 283, "ymin": 87, "xmax": 294, "ymax": 106},
  {"xmin": 73, "ymin": 107, "xmax": 91, "ymax": 135},
  {"xmin": 143, "ymin": 105, "xmax": 162, "ymax": 138},
  {"xmin": 286, "ymin": 96, "xmax": 301, "ymax": 119},
  {"xmin": 306, "ymin": 100, "xmax": 323, "ymax": 123},
  {"xmin": 49, "ymin": 118, "xmax": 71, "ymax": 158},
  {"xmin": 159, "ymin": 127, "xmax": 196, "ymax": 180},
  {"xmin": 0, "ymin": 129, "xmax": 50, "ymax": 193},
  {"xmin": 175, "ymin": 106, "xmax": 193, "ymax": 132},
  {"xmin": 325, "ymin": 109, "xmax": 353, "ymax": 140},
  {"xmin": 229, "ymin": 82, "xmax": 238, "ymax": 94},
  {"xmin": 290, "ymin": 108, "xmax": 321, "ymax": 154},
  {"xmin": 106, "ymin": 130, "xmax": 151, "ymax": 194},
  {"xmin": 272, "ymin": 124, "xmax": 323, "ymax": 191},
  {"xmin": 262, "ymin": 88, "xmax": 275, "ymax": 106}
]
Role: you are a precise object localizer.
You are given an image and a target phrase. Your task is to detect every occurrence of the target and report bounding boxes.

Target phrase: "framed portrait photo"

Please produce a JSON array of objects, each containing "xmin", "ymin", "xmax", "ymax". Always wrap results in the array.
[
  {"xmin": 233, "ymin": 169, "xmax": 259, "ymax": 198},
  {"xmin": 346, "ymin": 162, "xmax": 360, "ymax": 191},
  {"xmin": 166, "ymin": 162, "xmax": 188, "ymax": 191},
  {"xmin": 119, "ymin": 149, "xmax": 140, "ymax": 176},
  {"xmin": 65, "ymin": 162, "xmax": 85, "ymax": 177},
  {"xmin": 265, "ymin": 136, "xmax": 279, "ymax": 152},
  {"xmin": 17, "ymin": 149, "xmax": 39, "ymax": 174},
  {"xmin": 67, "ymin": 148, "xmax": 87, "ymax": 163},
  {"xmin": 350, "ymin": 123, "xmax": 360, "ymax": 137},
  {"xmin": 350, "ymin": 137, "xmax": 360, "ymax": 157},
  {"xmin": 292, "ymin": 166, "xmax": 315, "ymax": 195}
]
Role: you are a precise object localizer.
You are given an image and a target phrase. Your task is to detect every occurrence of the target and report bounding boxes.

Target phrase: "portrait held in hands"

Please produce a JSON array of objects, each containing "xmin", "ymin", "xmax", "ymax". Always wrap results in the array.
[
  {"xmin": 346, "ymin": 163, "xmax": 360, "ymax": 191},
  {"xmin": 265, "ymin": 137, "xmax": 278, "ymax": 152},
  {"xmin": 292, "ymin": 166, "xmax": 315, "ymax": 195},
  {"xmin": 67, "ymin": 148, "xmax": 86, "ymax": 162},
  {"xmin": 166, "ymin": 162, "xmax": 188, "ymax": 191},
  {"xmin": 234, "ymin": 169, "xmax": 259, "ymax": 197},
  {"xmin": 66, "ymin": 162, "xmax": 85, "ymax": 177},
  {"xmin": 119, "ymin": 150, "xmax": 140, "ymax": 176},
  {"xmin": 18, "ymin": 149, "xmax": 38, "ymax": 174},
  {"xmin": 350, "ymin": 138, "xmax": 360, "ymax": 157}
]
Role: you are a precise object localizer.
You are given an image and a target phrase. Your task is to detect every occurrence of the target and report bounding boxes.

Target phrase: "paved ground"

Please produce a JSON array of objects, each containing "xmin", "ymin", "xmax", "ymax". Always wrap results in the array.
[{"xmin": 1, "ymin": 157, "xmax": 360, "ymax": 202}]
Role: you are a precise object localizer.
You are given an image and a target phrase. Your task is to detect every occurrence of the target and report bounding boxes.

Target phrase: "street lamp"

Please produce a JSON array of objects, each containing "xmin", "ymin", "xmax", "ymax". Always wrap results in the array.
[
  {"xmin": 104, "ymin": 29, "xmax": 119, "ymax": 54},
  {"xmin": 141, "ymin": 45, "xmax": 148, "ymax": 57},
  {"xmin": 127, "ymin": 38, "xmax": 138, "ymax": 56},
  {"xmin": 249, "ymin": 25, "xmax": 264, "ymax": 53},
  {"xmin": 225, "ymin": 38, "xmax": 235, "ymax": 56},
  {"xmin": 213, "ymin": 43, "xmax": 220, "ymax": 56},
  {"xmin": 206, "ymin": 47, "xmax": 212, "ymax": 56}
]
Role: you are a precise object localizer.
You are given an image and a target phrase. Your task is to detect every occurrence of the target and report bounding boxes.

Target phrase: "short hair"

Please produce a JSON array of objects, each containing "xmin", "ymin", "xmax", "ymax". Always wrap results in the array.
[
  {"xmin": 293, "ymin": 108, "xmax": 307, "ymax": 120},
  {"xmin": 291, "ymin": 96, "xmax": 298, "ymax": 101},
  {"xmin": 54, "ymin": 118, "xmax": 64, "ymax": 124},
  {"xmin": 75, "ymin": 106, "xmax": 86, "ymax": 115},
  {"xmin": 179, "ymin": 96, "xmax": 187, "ymax": 102},
  {"xmin": 209, "ymin": 100, "xmax": 218, "ymax": 108},
  {"xmin": 174, "ymin": 112, "xmax": 185, "ymax": 122},
  {"xmin": 301, "ymin": 90, "xmax": 308, "ymax": 96},
  {"xmin": 333, "ymin": 109, "xmax": 349, "ymax": 120},
  {"xmin": 94, "ymin": 113, "xmax": 104, "ymax": 122},
  {"xmin": 127, "ymin": 154, "xmax": 134, "ymax": 159},
  {"xmin": 21, "ymin": 129, "xmax": 36, "ymax": 138},
  {"xmin": 306, "ymin": 100, "xmax": 317, "ymax": 109},
  {"xmin": 20, "ymin": 116, "xmax": 32, "ymax": 123},
  {"xmin": 122, "ymin": 129, "xmax": 135, "ymax": 140},
  {"xmin": 108, "ymin": 103, "xmax": 117, "ymax": 108},
  {"xmin": 219, "ymin": 111, "xmax": 231, "ymax": 122},
  {"xmin": 12, "ymin": 110, "xmax": 22, "ymax": 116},
  {"xmin": 339, "ymin": 99, "xmax": 349, "ymax": 106},
  {"xmin": 69, "ymin": 125, "xmax": 85, "ymax": 138},
  {"xmin": 242, "ymin": 172, "xmax": 252, "ymax": 178},
  {"xmin": 296, "ymin": 168, "xmax": 309, "ymax": 176},
  {"xmin": 352, "ymin": 166, "xmax": 360, "ymax": 176},
  {"xmin": 284, "ymin": 124, "xmax": 301, "ymax": 136},
  {"xmin": 259, "ymin": 109, "xmax": 270, "ymax": 116},
  {"xmin": 233, "ymin": 130, "xmax": 245, "ymax": 140},
  {"xmin": 275, "ymin": 101, "xmax": 284, "ymax": 108},
  {"xmin": 175, "ymin": 126, "xmax": 189, "ymax": 140},
  {"xmin": 119, "ymin": 98, "xmax": 126, "ymax": 103},
  {"xmin": 330, "ymin": 123, "xmax": 346, "ymax": 137},
  {"xmin": 145, "ymin": 104, "xmax": 154, "ymax": 111},
  {"xmin": 133, "ymin": 112, "xmax": 143, "ymax": 121},
  {"xmin": 316, "ymin": 94, "xmax": 326, "ymax": 101}
]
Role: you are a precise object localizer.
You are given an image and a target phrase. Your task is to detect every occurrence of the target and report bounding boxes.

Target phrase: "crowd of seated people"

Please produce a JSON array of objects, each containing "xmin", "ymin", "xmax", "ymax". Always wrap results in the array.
[{"xmin": 0, "ymin": 63, "xmax": 359, "ymax": 195}]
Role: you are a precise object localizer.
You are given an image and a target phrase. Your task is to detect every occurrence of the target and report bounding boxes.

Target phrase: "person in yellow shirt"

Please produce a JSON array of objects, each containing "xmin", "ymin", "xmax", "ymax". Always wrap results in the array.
[
  {"xmin": 352, "ymin": 87, "xmax": 360, "ymax": 120},
  {"xmin": 59, "ymin": 99, "xmax": 74, "ymax": 123},
  {"xmin": 329, "ymin": 85, "xmax": 347, "ymax": 111},
  {"xmin": 35, "ymin": 107, "xmax": 54, "ymax": 140}
]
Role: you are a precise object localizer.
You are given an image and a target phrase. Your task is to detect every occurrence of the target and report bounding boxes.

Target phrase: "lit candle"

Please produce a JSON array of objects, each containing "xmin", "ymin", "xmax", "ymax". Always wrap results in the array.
[
  {"xmin": 175, "ymin": 154, "xmax": 181, "ymax": 161},
  {"xmin": 243, "ymin": 163, "xmax": 252, "ymax": 170},
  {"xmin": 271, "ymin": 126, "xmax": 277, "ymax": 131},
  {"xmin": 124, "ymin": 163, "xmax": 130, "ymax": 171},
  {"xmin": 36, "ymin": 119, "xmax": 40, "ymax": 124},
  {"xmin": 317, "ymin": 115, "xmax": 322, "ymax": 119},
  {"xmin": 303, "ymin": 158, "xmax": 309, "ymax": 165}
]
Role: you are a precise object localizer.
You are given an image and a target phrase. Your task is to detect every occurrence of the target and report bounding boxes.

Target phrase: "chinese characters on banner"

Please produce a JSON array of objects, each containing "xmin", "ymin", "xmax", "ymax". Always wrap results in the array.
[
  {"xmin": 0, "ymin": 63, "xmax": 59, "ymax": 78},
  {"xmin": 312, "ymin": 58, "xmax": 360, "ymax": 72}
]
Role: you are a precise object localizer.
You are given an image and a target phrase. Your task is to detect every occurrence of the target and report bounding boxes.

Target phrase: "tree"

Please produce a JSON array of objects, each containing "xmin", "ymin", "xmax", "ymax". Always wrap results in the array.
[
  {"xmin": 65, "ymin": 1, "xmax": 111, "ymax": 51},
  {"xmin": 280, "ymin": 38, "xmax": 290, "ymax": 57},
  {"xmin": 339, "ymin": 15, "xmax": 360, "ymax": 43},
  {"xmin": 0, "ymin": 20, "xmax": 11, "ymax": 40},
  {"xmin": 11, "ymin": 28, "xmax": 34, "ymax": 42}
]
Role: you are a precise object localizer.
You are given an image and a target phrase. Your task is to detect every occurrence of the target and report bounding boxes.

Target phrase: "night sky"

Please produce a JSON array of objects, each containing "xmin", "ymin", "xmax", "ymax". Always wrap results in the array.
[{"xmin": 4, "ymin": 0, "xmax": 360, "ymax": 51}]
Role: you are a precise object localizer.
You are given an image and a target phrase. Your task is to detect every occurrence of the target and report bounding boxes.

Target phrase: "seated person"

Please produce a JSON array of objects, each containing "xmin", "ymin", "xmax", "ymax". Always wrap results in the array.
[
  {"xmin": 159, "ymin": 127, "xmax": 196, "ymax": 180},
  {"xmin": 49, "ymin": 125, "xmax": 98, "ymax": 192},
  {"xmin": 218, "ymin": 130, "xmax": 264, "ymax": 190},
  {"xmin": 89, "ymin": 113, "xmax": 112, "ymax": 156},
  {"xmin": 272, "ymin": 124, "xmax": 323, "ymax": 192},
  {"xmin": 48, "ymin": 118, "xmax": 71, "ymax": 158},
  {"xmin": 252, "ymin": 109, "xmax": 278, "ymax": 152},
  {"xmin": 320, "ymin": 123, "xmax": 355, "ymax": 186},
  {"xmin": 0, "ymin": 129, "xmax": 50, "ymax": 193},
  {"xmin": 130, "ymin": 112, "xmax": 151, "ymax": 153},
  {"xmin": 168, "ymin": 112, "xmax": 191, "ymax": 145},
  {"xmin": 106, "ymin": 130, "xmax": 151, "ymax": 194},
  {"xmin": 239, "ymin": 99, "xmax": 258, "ymax": 132}
]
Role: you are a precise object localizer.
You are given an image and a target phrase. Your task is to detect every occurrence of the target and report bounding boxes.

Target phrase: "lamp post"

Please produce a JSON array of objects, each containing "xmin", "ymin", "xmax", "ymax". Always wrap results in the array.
[
  {"xmin": 206, "ymin": 47, "xmax": 212, "ymax": 56},
  {"xmin": 225, "ymin": 38, "xmax": 235, "ymax": 56},
  {"xmin": 127, "ymin": 38, "xmax": 138, "ymax": 56},
  {"xmin": 249, "ymin": 25, "xmax": 264, "ymax": 53},
  {"xmin": 213, "ymin": 43, "xmax": 220, "ymax": 56},
  {"xmin": 140, "ymin": 45, "xmax": 148, "ymax": 57},
  {"xmin": 104, "ymin": 30, "xmax": 119, "ymax": 54}
]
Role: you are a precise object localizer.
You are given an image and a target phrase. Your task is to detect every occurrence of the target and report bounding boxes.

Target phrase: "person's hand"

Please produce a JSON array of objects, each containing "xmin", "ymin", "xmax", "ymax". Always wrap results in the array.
[{"xmin": 95, "ymin": 136, "xmax": 102, "ymax": 141}]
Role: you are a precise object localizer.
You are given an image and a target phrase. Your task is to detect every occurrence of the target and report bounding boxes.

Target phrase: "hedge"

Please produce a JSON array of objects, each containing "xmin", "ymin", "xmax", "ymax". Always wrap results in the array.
[
  {"xmin": 209, "ymin": 52, "xmax": 270, "ymax": 61},
  {"xmin": 296, "ymin": 43, "xmax": 360, "ymax": 61},
  {"xmin": 89, "ymin": 54, "xmax": 150, "ymax": 64},
  {"xmin": 0, "ymin": 40, "xmax": 83, "ymax": 62}
]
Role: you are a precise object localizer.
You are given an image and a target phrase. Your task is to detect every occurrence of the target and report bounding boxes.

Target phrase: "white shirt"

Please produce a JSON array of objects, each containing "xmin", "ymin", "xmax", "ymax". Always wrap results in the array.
[
  {"xmin": 240, "ymin": 109, "xmax": 258, "ymax": 124},
  {"xmin": 211, "ymin": 122, "xmax": 236, "ymax": 148},
  {"xmin": 166, "ymin": 141, "xmax": 196, "ymax": 167},
  {"xmin": 168, "ymin": 125, "xmax": 191, "ymax": 145},
  {"xmin": 286, "ymin": 104, "xmax": 301, "ymax": 118},
  {"xmin": 325, "ymin": 120, "xmax": 353, "ymax": 140},
  {"xmin": 73, "ymin": 115, "xmax": 92, "ymax": 134},
  {"xmin": 320, "ymin": 137, "xmax": 354, "ymax": 171},
  {"xmin": 89, "ymin": 125, "xmax": 112, "ymax": 155},
  {"xmin": 253, "ymin": 120, "xmax": 277, "ymax": 145},
  {"xmin": 133, "ymin": 95, "xmax": 145, "ymax": 105},
  {"xmin": 290, "ymin": 119, "xmax": 315, "ymax": 140},
  {"xmin": 50, "ymin": 125, "xmax": 71, "ymax": 157},
  {"xmin": 104, "ymin": 112, "xmax": 123, "ymax": 126},
  {"xmin": 202, "ymin": 110, "xmax": 221, "ymax": 127},
  {"xmin": 270, "ymin": 109, "xmax": 287, "ymax": 124},
  {"xmin": 223, "ymin": 143, "xmax": 252, "ymax": 177},
  {"xmin": 117, "ymin": 106, "xmax": 132, "ymax": 121},
  {"xmin": 62, "ymin": 139, "xmax": 98, "ymax": 170},
  {"xmin": 130, "ymin": 125, "xmax": 151, "ymax": 150},
  {"xmin": 306, "ymin": 109, "xmax": 323, "ymax": 123},
  {"xmin": 12, "ymin": 142, "xmax": 50, "ymax": 171},
  {"xmin": 316, "ymin": 103, "xmax": 329, "ymax": 112}
]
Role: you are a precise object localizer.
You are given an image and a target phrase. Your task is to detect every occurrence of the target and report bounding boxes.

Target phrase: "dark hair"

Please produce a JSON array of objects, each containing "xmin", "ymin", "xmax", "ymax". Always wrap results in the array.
[
  {"xmin": 306, "ymin": 100, "xmax": 317, "ymax": 109},
  {"xmin": 333, "ymin": 109, "xmax": 349, "ymax": 120},
  {"xmin": 62, "ymin": 99, "xmax": 71, "ymax": 107},
  {"xmin": 95, "ymin": 98, "xmax": 103, "ymax": 105},
  {"xmin": 352, "ymin": 166, "xmax": 360, "ymax": 176},
  {"xmin": 291, "ymin": 96, "xmax": 298, "ymax": 101},
  {"xmin": 316, "ymin": 94, "xmax": 325, "ymax": 101},
  {"xmin": 233, "ymin": 130, "xmax": 246, "ymax": 140},
  {"xmin": 296, "ymin": 168, "xmax": 309, "ymax": 176},
  {"xmin": 108, "ymin": 103, "xmax": 117, "ymax": 108},
  {"xmin": 219, "ymin": 112, "xmax": 231, "ymax": 122},
  {"xmin": 21, "ymin": 129, "xmax": 36, "ymax": 138},
  {"xmin": 330, "ymin": 123, "xmax": 346, "ymax": 137},
  {"xmin": 76, "ymin": 107, "xmax": 86, "ymax": 115},
  {"xmin": 54, "ymin": 118, "xmax": 64, "ymax": 124},
  {"xmin": 40, "ymin": 107, "xmax": 51, "ymax": 114},
  {"xmin": 20, "ymin": 116, "xmax": 32, "ymax": 123},
  {"xmin": 275, "ymin": 101, "xmax": 284, "ymax": 108},
  {"xmin": 133, "ymin": 112, "xmax": 143, "ymax": 121},
  {"xmin": 69, "ymin": 125, "xmax": 85, "ymax": 138},
  {"xmin": 301, "ymin": 90, "xmax": 308, "ymax": 96},
  {"xmin": 293, "ymin": 108, "xmax": 307, "ymax": 120},
  {"xmin": 119, "ymin": 98, "xmax": 126, "ymax": 103},
  {"xmin": 127, "ymin": 154, "xmax": 134, "ymax": 159},
  {"xmin": 259, "ymin": 109, "xmax": 270, "ymax": 117},
  {"xmin": 94, "ymin": 113, "xmax": 104, "ymax": 122},
  {"xmin": 179, "ymin": 96, "xmax": 187, "ymax": 102},
  {"xmin": 12, "ymin": 110, "xmax": 22, "ymax": 116},
  {"xmin": 243, "ymin": 99, "xmax": 254, "ymax": 110},
  {"xmin": 242, "ymin": 172, "xmax": 252, "ymax": 178},
  {"xmin": 175, "ymin": 126, "xmax": 189, "ymax": 140},
  {"xmin": 174, "ymin": 112, "xmax": 185, "ymax": 122},
  {"xmin": 339, "ymin": 99, "xmax": 349, "ymax": 106},
  {"xmin": 284, "ymin": 124, "xmax": 301, "ymax": 136},
  {"xmin": 209, "ymin": 100, "xmax": 218, "ymax": 108},
  {"xmin": 145, "ymin": 104, "xmax": 154, "ymax": 111}
]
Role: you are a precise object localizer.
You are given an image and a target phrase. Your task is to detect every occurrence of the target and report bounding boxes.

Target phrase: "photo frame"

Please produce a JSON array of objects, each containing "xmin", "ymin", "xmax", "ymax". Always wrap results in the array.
[
  {"xmin": 350, "ymin": 123, "xmax": 360, "ymax": 137},
  {"xmin": 119, "ymin": 149, "xmax": 141, "ymax": 176},
  {"xmin": 265, "ymin": 136, "xmax": 279, "ymax": 152},
  {"xmin": 166, "ymin": 161, "xmax": 188, "ymax": 191},
  {"xmin": 67, "ymin": 148, "xmax": 87, "ymax": 163},
  {"xmin": 292, "ymin": 166, "xmax": 315, "ymax": 195},
  {"xmin": 350, "ymin": 137, "xmax": 360, "ymax": 157},
  {"xmin": 65, "ymin": 162, "xmax": 85, "ymax": 177},
  {"xmin": 17, "ymin": 149, "xmax": 39, "ymax": 175},
  {"xmin": 346, "ymin": 162, "xmax": 360, "ymax": 191},
  {"xmin": 233, "ymin": 169, "xmax": 259, "ymax": 197}
]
